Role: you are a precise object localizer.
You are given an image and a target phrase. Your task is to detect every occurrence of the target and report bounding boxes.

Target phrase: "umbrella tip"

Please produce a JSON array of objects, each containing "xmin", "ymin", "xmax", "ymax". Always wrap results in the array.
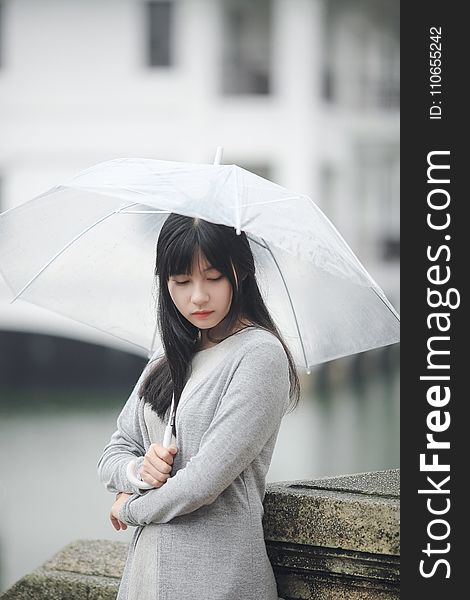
[{"xmin": 213, "ymin": 147, "xmax": 224, "ymax": 165}]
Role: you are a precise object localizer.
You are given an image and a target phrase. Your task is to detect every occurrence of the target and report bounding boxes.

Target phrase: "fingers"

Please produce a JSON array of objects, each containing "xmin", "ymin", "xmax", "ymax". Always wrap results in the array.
[
  {"xmin": 148, "ymin": 443, "xmax": 178, "ymax": 465},
  {"xmin": 141, "ymin": 443, "xmax": 178, "ymax": 487},
  {"xmin": 110, "ymin": 513, "xmax": 128, "ymax": 531},
  {"xmin": 152, "ymin": 453, "xmax": 173, "ymax": 473},
  {"xmin": 141, "ymin": 476, "xmax": 165, "ymax": 489},
  {"xmin": 140, "ymin": 464, "xmax": 170, "ymax": 487}
]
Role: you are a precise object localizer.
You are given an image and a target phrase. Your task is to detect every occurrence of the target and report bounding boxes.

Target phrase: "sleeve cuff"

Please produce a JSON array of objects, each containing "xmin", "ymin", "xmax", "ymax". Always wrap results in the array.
[{"xmin": 118, "ymin": 493, "xmax": 139, "ymax": 526}]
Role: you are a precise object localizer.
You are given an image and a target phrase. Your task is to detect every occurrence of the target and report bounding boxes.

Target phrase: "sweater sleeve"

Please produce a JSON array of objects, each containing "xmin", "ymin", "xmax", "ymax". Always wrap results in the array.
[
  {"xmin": 118, "ymin": 341, "xmax": 290, "ymax": 526},
  {"xmin": 96, "ymin": 355, "xmax": 160, "ymax": 495}
]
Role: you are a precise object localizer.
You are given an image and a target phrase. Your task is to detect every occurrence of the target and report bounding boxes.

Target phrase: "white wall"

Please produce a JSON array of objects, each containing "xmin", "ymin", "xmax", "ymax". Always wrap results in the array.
[{"xmin": 0, "ymin": 0, "xmax": 400, "ymax": 348}]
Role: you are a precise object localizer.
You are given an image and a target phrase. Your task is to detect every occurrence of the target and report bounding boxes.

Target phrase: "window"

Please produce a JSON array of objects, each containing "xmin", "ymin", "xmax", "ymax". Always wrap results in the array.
[
  {"xmin": 355, "ymin": 142, "xmax": 400, "ymax": 262},
  {"xmin": 221, "ymin": 0, "xmax": 272, "ymax": 95},
  {"xmin": 146, "ymin": 0, "xmax": 173, "ymax": 67},
  {"xmin": 323, "ymin": 0, "xmax": 399, "ymax": 110}
]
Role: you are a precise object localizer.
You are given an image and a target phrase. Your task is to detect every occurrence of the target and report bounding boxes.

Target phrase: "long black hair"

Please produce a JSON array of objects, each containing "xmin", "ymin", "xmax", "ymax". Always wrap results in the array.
[{"xmin": 139, "ymin": 213, "xmax": 300, "ymax": 433}]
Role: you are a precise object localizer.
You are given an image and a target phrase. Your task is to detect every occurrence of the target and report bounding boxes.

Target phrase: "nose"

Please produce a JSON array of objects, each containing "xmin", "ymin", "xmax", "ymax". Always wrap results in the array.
[{"xmin": 191, "ymin": 282, "xmax": 209, "ymax": 307}]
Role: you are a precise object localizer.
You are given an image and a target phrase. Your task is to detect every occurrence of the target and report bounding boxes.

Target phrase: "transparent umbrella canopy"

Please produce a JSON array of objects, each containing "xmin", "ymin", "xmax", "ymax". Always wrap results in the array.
[{"xmin": 0, "ymin": 155, "xmax": 399, "ymax": 371}]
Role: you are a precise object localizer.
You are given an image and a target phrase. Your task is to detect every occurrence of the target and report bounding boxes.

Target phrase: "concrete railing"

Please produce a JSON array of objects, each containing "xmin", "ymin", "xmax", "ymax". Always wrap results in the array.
[
  {"xmin": 264, "ymin": 469, "xmax": 399, "ymax": 599},
  {"xmin": 0, "ymin": 469, "xmax": 399, "ymax": 599}
]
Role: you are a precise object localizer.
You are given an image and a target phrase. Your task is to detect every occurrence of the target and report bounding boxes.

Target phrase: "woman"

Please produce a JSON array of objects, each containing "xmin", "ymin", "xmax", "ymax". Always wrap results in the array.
[{"xmin": 97, "ymin": 213, "xmax": 300, "ymax": 599}]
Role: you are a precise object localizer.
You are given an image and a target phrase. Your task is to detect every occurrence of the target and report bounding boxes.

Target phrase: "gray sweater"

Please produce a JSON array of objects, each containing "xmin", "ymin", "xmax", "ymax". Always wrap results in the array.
[{"xmin": 97, "ymin": 327, "xmax": 290, "ymax": 600}]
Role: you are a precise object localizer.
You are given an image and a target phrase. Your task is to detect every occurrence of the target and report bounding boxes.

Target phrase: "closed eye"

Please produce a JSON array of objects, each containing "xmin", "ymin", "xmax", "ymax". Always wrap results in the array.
[{"xmin": 172, "ymin": 274, "xmax": 223, "ymax": 285}]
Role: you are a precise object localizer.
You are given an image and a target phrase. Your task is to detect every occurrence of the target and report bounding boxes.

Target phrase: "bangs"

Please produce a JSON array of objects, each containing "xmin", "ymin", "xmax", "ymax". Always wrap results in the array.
[{"xmin": 159, "ymin": 217, "xmax": 235, "ymax": 280}]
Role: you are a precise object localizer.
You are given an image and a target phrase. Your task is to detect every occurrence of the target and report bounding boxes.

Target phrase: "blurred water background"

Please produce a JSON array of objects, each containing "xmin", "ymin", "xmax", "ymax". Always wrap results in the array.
[
  {"xmin": 0, "ymin": 0, "xmax": 399, "ymax": 593},
  {"xmin": 0, "ymin": 335, "xmax": 399, "ymax": 592}
]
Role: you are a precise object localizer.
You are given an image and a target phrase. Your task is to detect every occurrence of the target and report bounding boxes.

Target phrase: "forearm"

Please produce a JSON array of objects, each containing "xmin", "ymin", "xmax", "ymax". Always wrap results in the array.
[
  {"xmin": 119, "ymin": 343, "xmax": 289, "ymax": 526},
  {"xmin": 119, "ymin": 458, "xmax": 226, "ymax": 526},
  {"xmin": 119, "ymin": 422, "xmax": 283, "ymax": 526}
]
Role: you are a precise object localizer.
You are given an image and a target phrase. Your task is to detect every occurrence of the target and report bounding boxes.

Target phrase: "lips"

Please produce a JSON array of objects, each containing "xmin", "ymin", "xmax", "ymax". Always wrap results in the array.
[{"xmin": 192, "ymin": 311, "xmax": 214, "ymax": 317}]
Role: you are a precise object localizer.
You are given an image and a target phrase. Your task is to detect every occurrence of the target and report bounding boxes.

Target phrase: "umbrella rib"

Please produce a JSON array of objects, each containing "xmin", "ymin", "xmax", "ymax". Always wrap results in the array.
[
  {"xmin": 119, "ymin": 210, "xmax": 171, "ymax": 214},
  {"xmin": 246, "ymin": 235, "xmax": 268, "ymax": 250},
  {"xmin": 372, "ymin": 287, "xmax": 401, "ymax": 323},
  {"xmin": 234, "ymin": 194, "xmax": 307, "ymax": 208},
  {"xmin": 10, "ymin": 203, "xmax": 140, "ymax": 303},
  {"xmin": 261, "ymin": 237, "xmax": 310, "ymax": 373}
]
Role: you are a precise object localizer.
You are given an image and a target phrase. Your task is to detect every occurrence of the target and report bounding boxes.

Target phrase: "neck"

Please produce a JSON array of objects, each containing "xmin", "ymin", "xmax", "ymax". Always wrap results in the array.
[{"xmin": 197, "ymin": 319, "xmax": 253, "ymax": 350}]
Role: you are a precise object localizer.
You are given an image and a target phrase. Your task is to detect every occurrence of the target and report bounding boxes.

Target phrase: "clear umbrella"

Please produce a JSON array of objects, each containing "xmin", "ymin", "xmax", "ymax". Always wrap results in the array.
[{"xmin": 0, "ymin": 149, "xmax": 399, "ymax": 374}]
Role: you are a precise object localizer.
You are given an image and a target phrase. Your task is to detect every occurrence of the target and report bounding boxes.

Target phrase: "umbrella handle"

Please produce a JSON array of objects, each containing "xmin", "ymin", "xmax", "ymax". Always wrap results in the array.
[
  {"xmin": 125, "ymin": 396, "xmax": 176, "ymax": 490},
  {"xmin": 125, "ymin": 459, "xmax": 154, "ymax": 490},
  {"xmin": 163, "ymin": 424, "xmax": 173, "ymax": 448}
]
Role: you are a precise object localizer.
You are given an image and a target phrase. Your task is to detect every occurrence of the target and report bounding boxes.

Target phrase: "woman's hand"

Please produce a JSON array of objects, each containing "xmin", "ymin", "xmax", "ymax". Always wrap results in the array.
[
  {"xmin": 109, "ymin": 444, "xmax": 178, "ymax": 530},
  {"xmin": 110, "ymin": 492, "xmax": 133, "ymax": 530},
  {"xmin": 139, "ymin": 443, "xmax": 178, "ymax": 488}
]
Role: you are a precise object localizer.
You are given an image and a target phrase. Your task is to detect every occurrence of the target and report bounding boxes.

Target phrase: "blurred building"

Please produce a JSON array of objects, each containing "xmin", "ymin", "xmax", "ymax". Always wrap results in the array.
[
  {"xmin": 0, "ymin": 0, "xmax": 399, "ymax": 355},
  {"xmin": 0, "ymin": 5, "xmax": 399, "ymax": 589}
]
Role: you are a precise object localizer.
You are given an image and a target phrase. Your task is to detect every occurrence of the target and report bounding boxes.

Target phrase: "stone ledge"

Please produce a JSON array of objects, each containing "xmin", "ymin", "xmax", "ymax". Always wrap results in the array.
[
  {"xmin": 263, "ymin": 469, "xmax": 400, "ymax": 555},
  {"xmin": 263, "ymin": 469, "xmax": 400, "ymax": 599},
  {"xmin": 1, "ymin": 470, "xmax": 400, "ymax": 600},
  {"xmin": 0, "ymin": 569, "xmax": 120, "ymax": 600},
  {"xmin": 43, "ymin": 539, "xmax": 128, "ymax": 579},
  {"xmin": 267, "ymin": 542, "xmax": 399, "ymax": 582},
  {"xmin": 274, "ymin": 570, "xmax": 399, "ymax": 600},
  {"xmin": 0, "ymin": 540, "xmax": 126, "ymax": 600}
]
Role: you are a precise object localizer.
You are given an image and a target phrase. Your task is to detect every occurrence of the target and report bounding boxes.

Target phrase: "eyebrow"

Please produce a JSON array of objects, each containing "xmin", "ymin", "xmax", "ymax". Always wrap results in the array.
[{"xmin": 172, "ymin": 266, "xmax": 219, "ymax": 277}]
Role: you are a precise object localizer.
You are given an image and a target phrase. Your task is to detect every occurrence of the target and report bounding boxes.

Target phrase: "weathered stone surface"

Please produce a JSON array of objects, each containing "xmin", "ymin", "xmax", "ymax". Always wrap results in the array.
[
  {"xmin": 264, "ymin": 469, "xmax": 400, "ymax": 599},
  {"xmin": 277, "ymin": 570, "xmax": 399, "ymax": 600},
  {"xmin": 0, "ymin": 539, "xmax": 127, "ymax": 600},
  {"xmin": 1, "ymin": 470, "xmax": 400, "ymax": 600},
  {"xmin": 291, "ymin": 469, "xmax": 400, "ymax": 499},
  {"xmin": 0, "ymin": 569, "xmax": 120, "ymax": 600},
  {"xmin": 43, "ymin": 539, "xmax": 128, "ymax": 578},
  {"xmin": 268, "ymin": 542, "xmax": 399, "ymax": 582},
  {"xmin": 264, "ymin": 469, "xmax": 400, "ymax": 556}
]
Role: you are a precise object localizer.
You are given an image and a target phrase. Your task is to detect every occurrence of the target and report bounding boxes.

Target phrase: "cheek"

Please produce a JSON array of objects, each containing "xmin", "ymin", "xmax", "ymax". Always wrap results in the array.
[
  {"xmin": 220, "ymin": 281, "xmax": 233, "ymax": 308},
  {"xmin": 168, "ymin": 285, "xmax": 184, "ymax": 309}
]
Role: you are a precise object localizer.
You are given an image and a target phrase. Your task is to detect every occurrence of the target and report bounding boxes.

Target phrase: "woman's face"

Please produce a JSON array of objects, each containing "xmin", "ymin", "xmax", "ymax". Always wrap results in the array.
[{"xmin": 167, "ymin": 252, "xmax": 233, "ymax": 331}]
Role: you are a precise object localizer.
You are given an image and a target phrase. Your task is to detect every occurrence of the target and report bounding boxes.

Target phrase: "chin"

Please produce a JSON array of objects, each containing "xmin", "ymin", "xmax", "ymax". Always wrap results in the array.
[
  {"xmin": 189, "ymin": 316, "xmax": 219, "ymax": 329},
  {"xmin": 199, "ymin": 320, "xmax": 220, "ymax": 330}
]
